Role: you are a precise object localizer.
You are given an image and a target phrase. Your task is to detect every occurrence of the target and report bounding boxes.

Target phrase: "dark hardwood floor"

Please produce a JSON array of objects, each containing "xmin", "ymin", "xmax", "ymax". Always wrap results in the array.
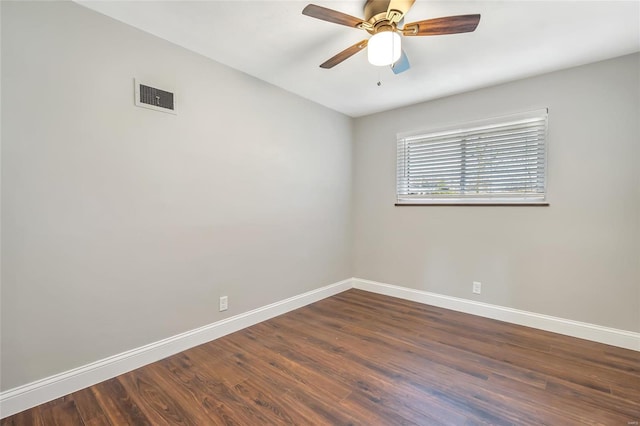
[{"xmin": 3, "ymin": 289, "xmax": 639, "ymax": 425}]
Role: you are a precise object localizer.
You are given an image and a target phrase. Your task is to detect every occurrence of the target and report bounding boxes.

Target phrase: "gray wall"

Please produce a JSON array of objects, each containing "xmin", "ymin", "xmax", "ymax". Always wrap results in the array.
[
  {"xmin": 353, "ymin": 53, "xmax": 640, "ymax": 333},
  {"xmin": 1, "ymin": 2, "xmax": 352, "ymax": 391}
]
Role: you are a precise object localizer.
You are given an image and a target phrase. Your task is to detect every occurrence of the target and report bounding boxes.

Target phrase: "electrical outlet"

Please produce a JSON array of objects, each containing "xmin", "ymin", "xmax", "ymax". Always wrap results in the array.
[
  {"xmin": 472, "ymin": 281, "xmax": 481, "ymax": 294},
  {"xmin": 219, "ymin": 296, "xmax": 228, "ymax": 312}
]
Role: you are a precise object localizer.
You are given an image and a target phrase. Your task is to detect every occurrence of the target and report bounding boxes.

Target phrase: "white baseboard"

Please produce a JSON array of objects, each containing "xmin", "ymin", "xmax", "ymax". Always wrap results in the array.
[
  {"xmin": 3, "ymin": 276, "xmax": 638, "ymax": 419},
  {"xmin": 352, "ymin": 278, "xmax": 640, "ymax": 352},
  {"xmin": 0, "ymin": 279, "xmax": 352, "ymax": 419}
]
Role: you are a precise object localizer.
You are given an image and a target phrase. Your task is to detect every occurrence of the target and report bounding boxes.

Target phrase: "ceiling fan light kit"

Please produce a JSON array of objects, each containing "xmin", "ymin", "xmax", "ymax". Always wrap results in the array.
[
  {"xmin": 302, "ymin": 0, "xmax": 480, "ymax": 74},
  {"xmin": 368, "ymin": 31, "xmax": 402, "ymax": 66}
]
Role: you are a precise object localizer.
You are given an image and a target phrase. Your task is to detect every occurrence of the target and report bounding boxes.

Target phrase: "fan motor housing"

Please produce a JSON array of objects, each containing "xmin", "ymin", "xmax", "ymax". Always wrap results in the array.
[
  {"xmin": 364, "ymin": 0, "xmax": 389, "ymax": 22},
  {"xmin": 364, "ymin": 0, "xmax": 404, "ymax": 34}
]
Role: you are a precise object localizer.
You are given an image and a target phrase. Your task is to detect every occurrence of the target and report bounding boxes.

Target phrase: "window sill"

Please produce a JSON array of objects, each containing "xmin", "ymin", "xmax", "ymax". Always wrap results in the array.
[{"xmin": 395, "ymin": 202, "xmax": 550, "ymax": 207}]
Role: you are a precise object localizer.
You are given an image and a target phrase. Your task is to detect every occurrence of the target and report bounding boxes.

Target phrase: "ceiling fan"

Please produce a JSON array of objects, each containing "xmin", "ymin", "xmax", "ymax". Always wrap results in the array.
[{"xmin": 302, "ymin": 0, "xmax": 480, "ymax": 74}]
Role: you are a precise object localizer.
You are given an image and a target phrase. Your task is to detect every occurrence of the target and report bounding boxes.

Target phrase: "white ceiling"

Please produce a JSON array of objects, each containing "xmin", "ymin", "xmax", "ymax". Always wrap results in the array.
[{"xmin": 77, "ymin": 0, "xmax": 640, "ymax": 117}]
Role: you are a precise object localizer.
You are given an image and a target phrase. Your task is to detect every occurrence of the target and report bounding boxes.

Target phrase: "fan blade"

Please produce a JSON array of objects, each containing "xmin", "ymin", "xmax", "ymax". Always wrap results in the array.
[
  {"xmin": 403, "ymin": 14, "xmax": 480, "ymax": 36},
  {"xmin": 320, "ymin": 40, "xmax": 368, "ymax": 69},
  {"xmin": 302, "ymin": 4, "xmax": 367, "ymax": 29},
  {"xmin": 391, "ymin": 50, "xmax": 410, "ymax": 74},
  {"xmin": 386, "ymin": 0, "xmax": 416, "ymax": 23}
]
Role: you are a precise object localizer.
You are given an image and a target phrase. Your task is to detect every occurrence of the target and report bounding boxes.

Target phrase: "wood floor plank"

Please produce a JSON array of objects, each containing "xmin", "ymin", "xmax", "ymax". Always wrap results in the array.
[
  {"xmin": 545, "ymin": 377, "xmax": 640, "ymax": 420},
  {"xmin": 159, "ymin": 352, "xmax": 274, "ymax": 425},
  {"xmin": 187, "ymin": 346, "xmax": 250, "ymax": 388},
  {"xmin": 89, "ymin": 378, "xmax": 150, "ymax": 425},
  {"xmin": 230, "ymin": 378, "xmax": 299, "ymax": 424},
  {"xmin": 39, "ymin": 399, "xmax": 83, "ymax": 426},
  {"xmin": 118, "ymin": 365, "xmax": 206, "ymax": 425},
  {"xmin": 0, "ymin": 406, "xmax": 45, "ymax": 426},
  {"xmin": 488, "ymin": 371, "xmax": 634, "ymax": 425},
  {"xmin": 267, "ymin": 314, "xmax": 535, "ymax": 424},
  {"xmin": 2, "ymin": 289, "xmax": 638, "ymax": 425},
  {"xmin": 237, "ymin": 343, "xmax": 352, "ymax": 406},
  {"xmin": 71, "ymin": 387, "xmax": 110, "ymax": 426}
]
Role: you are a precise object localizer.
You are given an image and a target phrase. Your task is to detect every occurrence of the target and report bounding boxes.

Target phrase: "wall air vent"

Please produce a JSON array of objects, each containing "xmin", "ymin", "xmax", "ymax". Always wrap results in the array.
[{"xmin": 134, "ymin": 79, "xmax": 176, "ymax": 114}]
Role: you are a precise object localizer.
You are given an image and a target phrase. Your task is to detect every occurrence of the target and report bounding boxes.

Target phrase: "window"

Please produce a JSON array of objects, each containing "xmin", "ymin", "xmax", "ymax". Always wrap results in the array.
[{"xmin": 396, "ymin": 109, "xmax": 548, "ymax": 205}]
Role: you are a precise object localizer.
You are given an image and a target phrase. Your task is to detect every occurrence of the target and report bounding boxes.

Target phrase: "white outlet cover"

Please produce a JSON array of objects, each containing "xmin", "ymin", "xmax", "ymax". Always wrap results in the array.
[
  {"xmin": 219, "ymin": 296, "xmax": 228, "ymax": 311},
  {"xmin": 472, "ymin": 282, "xmax": 482, "ymax": 294}
]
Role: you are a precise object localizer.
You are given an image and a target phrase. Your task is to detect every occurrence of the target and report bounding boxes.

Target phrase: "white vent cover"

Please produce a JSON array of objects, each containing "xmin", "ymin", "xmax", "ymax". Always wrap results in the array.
[{"xmin": 134, "ymin": 79, "xmax": 176, "ymax": 114}]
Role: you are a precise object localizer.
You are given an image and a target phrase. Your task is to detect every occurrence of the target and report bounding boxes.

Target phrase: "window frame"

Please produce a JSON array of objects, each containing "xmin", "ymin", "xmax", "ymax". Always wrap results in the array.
[{"xmin": 395, "ymin": 109, "xmax": 549, "ymax": 206}]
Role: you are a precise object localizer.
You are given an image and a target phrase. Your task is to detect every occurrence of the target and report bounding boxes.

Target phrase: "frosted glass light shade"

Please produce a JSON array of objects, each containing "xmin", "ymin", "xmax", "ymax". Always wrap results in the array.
[{"xmin": 367, "ymin": 31, "xmax": 401, "ymax": 66}]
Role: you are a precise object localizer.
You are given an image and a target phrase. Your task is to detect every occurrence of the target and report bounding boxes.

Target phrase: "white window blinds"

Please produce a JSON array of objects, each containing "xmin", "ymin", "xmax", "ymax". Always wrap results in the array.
[{"xmin": 397, "ymin": 109, "xmax": 548, "ymax": 204}]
